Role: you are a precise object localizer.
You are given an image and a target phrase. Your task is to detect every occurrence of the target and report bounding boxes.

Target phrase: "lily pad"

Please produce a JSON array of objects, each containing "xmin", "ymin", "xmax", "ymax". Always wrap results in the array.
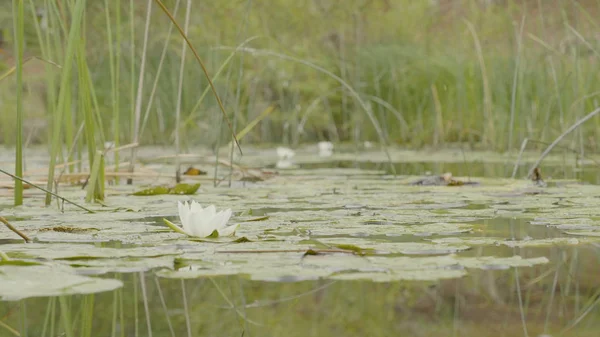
[
  {"xmin": 133, "ymin": 183, "xmax": 200, "ymax": 196},
  {"xmin": 0, "ymin": 265, "xmax": 123, "ymax": 300}
]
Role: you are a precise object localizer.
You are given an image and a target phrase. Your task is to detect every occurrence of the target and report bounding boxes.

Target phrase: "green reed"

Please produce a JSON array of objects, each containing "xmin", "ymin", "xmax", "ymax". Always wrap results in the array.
[
  {"xmin": 44, "ymin": 0, "xmax": 87, "ymax": 205},
  {"xmin": 2, "ymin": 0, "xmax": 600, "ymax": 199},
  {"xmin": 11, "ymin": 0, "xmax": 24, "ymax": 206}
]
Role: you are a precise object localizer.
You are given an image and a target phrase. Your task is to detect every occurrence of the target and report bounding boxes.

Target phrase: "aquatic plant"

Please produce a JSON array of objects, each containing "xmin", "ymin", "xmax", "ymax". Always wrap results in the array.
[
  {"xmin": 163, "ymin": 201, "xmax": 237, "ymax": 238},
  {"xmin": 318, "ymin": 141, "xmax": 334, "ymax": 157},
  {"xmin": 276, "ymin": 146, "xmax": 296, "ymax": 169}
]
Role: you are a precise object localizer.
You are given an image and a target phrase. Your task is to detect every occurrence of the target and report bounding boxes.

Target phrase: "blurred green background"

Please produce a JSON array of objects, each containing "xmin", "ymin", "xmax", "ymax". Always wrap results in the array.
[{"xmin": 1, "ymin": 0, "xmax": 599, "ymax": 151}]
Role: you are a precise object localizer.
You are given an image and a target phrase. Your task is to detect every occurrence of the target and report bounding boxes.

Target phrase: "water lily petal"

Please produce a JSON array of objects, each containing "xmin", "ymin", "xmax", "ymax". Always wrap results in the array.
[
  {"xmin": 190, "ymin": 200, "xmax": 204, "ymax": 213},
  {"xmin": 212, "ymin": 209, "xmax": 232, "ymax": 230},
  {"xmin": 183, "ymin": 210, "xmax": 199, "ymax": 236},
  {"xmin": 199, "ymin": 205, "xmax": 216, "ymax": 219},
  {"xmin": 188, "ymin": 209, "xmax": 217, "ymax": 237},
  {"xmin": 177, "ymin": 201, "xmax": 188, "ymax": 223},
  {"xmin": 178, "ymin": 201, "xmax": 193, "ymax": 233},
  {"xmin": 217, "ymin": 224, "xmax": 239, "ymax": 237},
  {"xmin": 172, "ymin": 202, "xmax": 235, "ymax": 238}
]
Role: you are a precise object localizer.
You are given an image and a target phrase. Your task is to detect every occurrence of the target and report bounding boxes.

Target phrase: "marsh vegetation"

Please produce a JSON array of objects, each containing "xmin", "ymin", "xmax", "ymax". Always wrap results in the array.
[{"xmin": 2, "ymin": 0, "xmax": 600, "ymax": 336}]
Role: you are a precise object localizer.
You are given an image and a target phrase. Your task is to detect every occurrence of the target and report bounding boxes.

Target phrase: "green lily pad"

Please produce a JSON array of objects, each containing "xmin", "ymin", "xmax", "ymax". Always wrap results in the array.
[{"xmin": 133, "ymin": 183, "xmax": 200, "ymax": 196}]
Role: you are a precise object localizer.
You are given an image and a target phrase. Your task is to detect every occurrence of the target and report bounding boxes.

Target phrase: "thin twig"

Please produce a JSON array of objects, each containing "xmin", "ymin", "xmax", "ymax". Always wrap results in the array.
[
  {"xmin": 219, "ymin": 280, "xmax": 336, "ymax": 309},
  {"xmin": 0, "ymin": 216, "xmax": 31, "ymax": 243},
  {"xmin": 0, "ymin": 168, "xmax": 94, "ymax": 213},
  {"xmin": 209, "ymin": 278, "xmax": 262, "ymax": 326},
  {"xmin": 154, "ymin": 0, "xmax": 242, "ymax": 156},
  {"xmin": 511, "ymin": 138, "xmax": 528, "ymax": 179},
  {"xmin": 527, "ymin": 139, "xmax": 600, "ymax": 167},
  {"xmin": 154, "ymin": 277, "xmax": 176, "ymax": 337}
]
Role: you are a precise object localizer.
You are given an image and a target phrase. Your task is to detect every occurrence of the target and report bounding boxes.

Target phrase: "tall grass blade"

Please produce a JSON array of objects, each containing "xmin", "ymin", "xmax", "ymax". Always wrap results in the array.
[
  {"xmin": 12, "ymin": 0, "xmax": 24, "ymax": 206},
  {"xmin": 127, "ymin": 0, "xmax": 153, "ymax": 184},
  {"xmin": 85, "ymin": 150, "xmax": 105, "ymax": 202},
  {"xmin": 174, "ymin": 0, "xmax": 192, "ymax": 183},
  {"xmin": 114, "ymin": 0, "xmax": 123, "ymax": 181},
  {"xmin": 139, "ymin": 0, "xmax": 183, "ymax": 140},
  {"xmin": 103, "ymin": 0, "xmax": 119, "ymax": 182},
  {"xmin": 153, "ymin": 0, "xmax": 243, "ymax": 156},
  {"xmin": 44, "ymin": 0, "xmax": 87, "ymax": 205},
  {"xmin": 77, "ymin": 32, "xmax": 104, "ymax": 201},
  {"xmin": 465, "ymin": 20, "xmax": 495, "ymax": 148},
  {"xmin": 127, "ymin": 0, "xmax": 136, "ymax": 185},
  {"xmin": 216, "ymin": 46, "xmax": 396, "ymax": 173},
  {"xmin": 508, "ymin": 16, "xmax": 526, "ymax": 152},
  {"xmin": 58, "ymin": 296, "xmax": 74, "ymax": 337},
  {"xmin": 81, "ymin": 295, "xmax": 94, "ymax": 337}
]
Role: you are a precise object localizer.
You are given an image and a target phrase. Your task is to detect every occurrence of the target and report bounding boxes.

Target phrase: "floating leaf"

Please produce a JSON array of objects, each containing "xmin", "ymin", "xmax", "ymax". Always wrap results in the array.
[
  {"xmin": 133, "ymin": 186, "xmax": 170, "ymax": 196},
  {"xmin": 233, "ymin": 237, "xmax": 252, "ymax": 243},
  {"xmin": 0, "ymin": 265, "xmax": 123, "ymax": 300},
  {"xmin": 132, "ymin": 183, "xmax": 200, "ymax": 196},
  {"xmin": 39, "ymin": 226, "xmax": 99, "ymax": 233},
  {"xmin": 169, "ymin": 183, "xmax": 201, "ymax": 195},
  {"xmin": 333, "ymin": 244, "xmax": 374, "ymax": 256}
]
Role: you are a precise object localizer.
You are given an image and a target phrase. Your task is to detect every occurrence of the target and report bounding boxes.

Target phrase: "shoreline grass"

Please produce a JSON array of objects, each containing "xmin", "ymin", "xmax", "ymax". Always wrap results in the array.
[{"xmin": 0, "ymin": 1, "xmax": 598, "ymax": 153}]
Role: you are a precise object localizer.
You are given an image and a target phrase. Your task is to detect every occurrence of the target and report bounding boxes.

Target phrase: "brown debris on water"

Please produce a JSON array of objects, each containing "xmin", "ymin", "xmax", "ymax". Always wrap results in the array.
[
  {"xmin": 410, "ymin": 172, "xmax": 479, "ymax": 186},
  {"xmin": 183, "ymin": 166, "xmax": 207, "ymax": 176},
  {"xmin": 530, "ymin": 167, "xmax": 547, "ymax": 187}
]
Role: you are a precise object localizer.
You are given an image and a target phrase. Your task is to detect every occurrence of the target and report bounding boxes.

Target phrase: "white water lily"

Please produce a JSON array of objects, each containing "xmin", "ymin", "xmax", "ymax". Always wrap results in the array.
[
  {"xmin": 276, "ymin": 146, "xmax": 295, "ymax": 160},
  {"xmin": 163, "ymin": 201, "xmax": 238, "ymax": 238},
  {"xmin": 276, "ymin": 159, "xmax": 294, "ymax": 169},
  {"xmin": 276, "ymin": 146, "xmax": 296, "ymax": 169},
  {"xmin": 318, "ymin": 141, "xmax": 333, "ymax": 157}
]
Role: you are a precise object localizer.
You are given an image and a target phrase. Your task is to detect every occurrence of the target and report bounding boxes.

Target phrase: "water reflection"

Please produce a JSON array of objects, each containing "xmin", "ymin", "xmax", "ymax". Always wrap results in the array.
[
  {"xmin": 3, "ymin": 159, "xmax": 600, "ymax": 336},
  {"xmin": 299, "ymin": 160, "xmax": 600, "ymax": 185},
  {"xmin": 3, "ymin": 242, "xmax": 600, "ymax": 337}
]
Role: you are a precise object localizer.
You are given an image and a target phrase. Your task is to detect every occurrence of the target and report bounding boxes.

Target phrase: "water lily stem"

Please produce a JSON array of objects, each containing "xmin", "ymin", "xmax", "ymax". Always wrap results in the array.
[
  {"xmin": 0, "ymin": 216, "xmax": 31, "ymax": 243},
  {"xmin": 0, "ymin": 250, "xmax": 9, "ymax": 261},
  {"xmin": 162, "ymin": 218, "xmax": 189, "ymax": 236}
]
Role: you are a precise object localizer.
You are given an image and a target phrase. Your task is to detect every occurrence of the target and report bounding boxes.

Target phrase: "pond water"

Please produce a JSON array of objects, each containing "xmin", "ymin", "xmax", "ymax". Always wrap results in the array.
[{"xmin": 1, "ymin": 146, "xmax": 600, "ymax": 336}]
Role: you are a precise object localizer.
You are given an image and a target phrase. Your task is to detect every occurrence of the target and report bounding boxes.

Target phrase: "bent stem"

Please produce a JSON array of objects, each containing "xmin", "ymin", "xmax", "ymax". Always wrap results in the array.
[
  {"xmin": 528, "ymin": 107, "xmax": 600, "ymax": 178},
  {"xmin": 162, "ymin": 218, "xmax": 189, "ymax": 236},
  {"xmin": 153, "ymin": 0, "xmax": 243, "ymax": 156}
]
